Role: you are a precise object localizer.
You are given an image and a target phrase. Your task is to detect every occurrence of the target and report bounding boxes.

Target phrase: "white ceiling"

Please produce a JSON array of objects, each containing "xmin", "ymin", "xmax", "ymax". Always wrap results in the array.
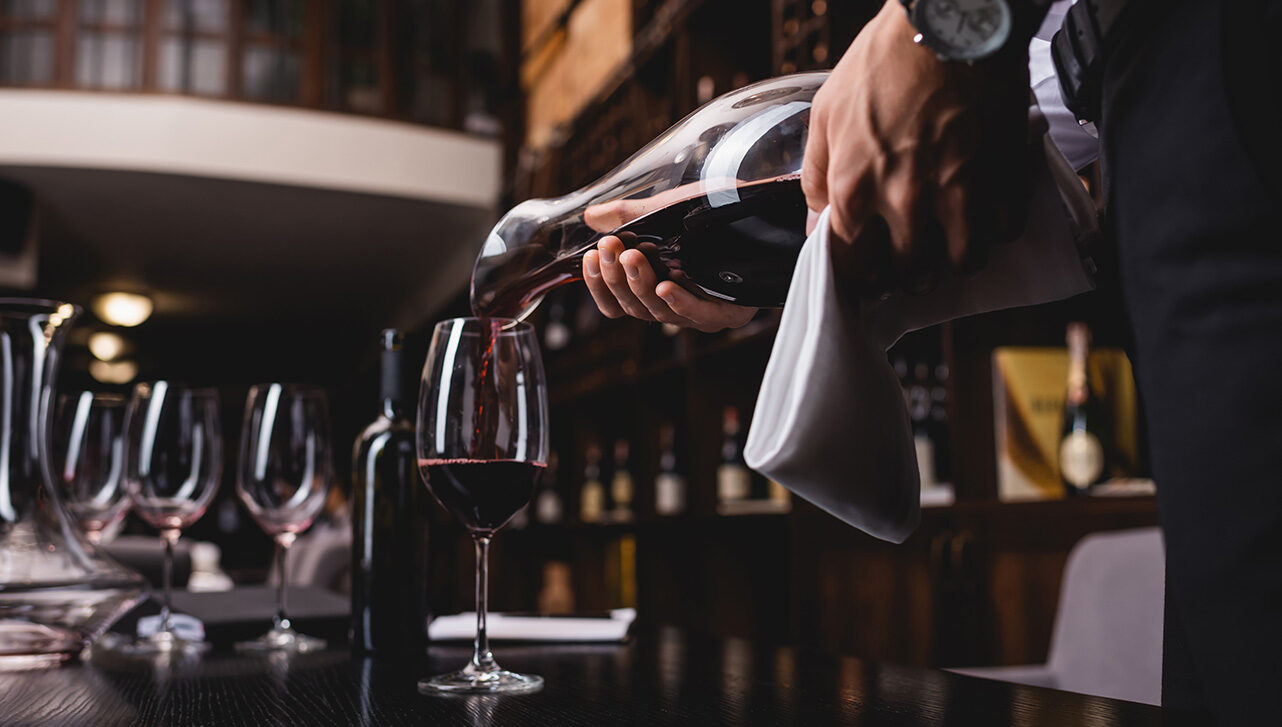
[{"xmin": 3, "ymin": 164, "xmax": 494, "ymax": 329}]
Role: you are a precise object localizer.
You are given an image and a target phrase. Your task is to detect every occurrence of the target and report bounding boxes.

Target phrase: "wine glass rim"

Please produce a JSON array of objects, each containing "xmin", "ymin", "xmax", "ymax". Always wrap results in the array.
[{"xmin": 435, "ymin": 316, "xmax": 532, "ymax": 335}]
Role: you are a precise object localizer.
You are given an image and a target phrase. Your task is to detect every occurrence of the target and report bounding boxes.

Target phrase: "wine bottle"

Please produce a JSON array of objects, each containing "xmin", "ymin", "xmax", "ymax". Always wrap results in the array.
[
  {"xmin": 1059, "ymin": 323, "xmax": 1110, "ymax": 494},
  {"xmin": 534, "ymin": 451, "xmax": 564, "ymax": 524},
  {"xmin": 908, "ymin": 362, "xmax": 936, "ymax": 490},
  {"xmin": 654, "ymin": 422, "xmax": 686, "ymax": 516},
  {"xmin": 543, "ymin": 299, "xmax": 572, "ymax": 351},
  {"xmin": 717, "ymin": 407, "xmax": 752, "ymax": 504},
  {"xmin": 580, "ymin": 443, "xmax": 605, "ymax": 524},
  {"xmin": 351, "ymin": 329, "xmax": 430, "ymax": 654},
  {"xmin": 610, "ymin": 439, "xmax": 634, "ymax": 522}
]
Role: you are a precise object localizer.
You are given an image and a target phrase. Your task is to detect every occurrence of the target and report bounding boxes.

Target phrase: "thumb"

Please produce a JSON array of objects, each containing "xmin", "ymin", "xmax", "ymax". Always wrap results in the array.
[{"xmin": 801, "ymin": 106, "xmax": 830, "ymax": 213}]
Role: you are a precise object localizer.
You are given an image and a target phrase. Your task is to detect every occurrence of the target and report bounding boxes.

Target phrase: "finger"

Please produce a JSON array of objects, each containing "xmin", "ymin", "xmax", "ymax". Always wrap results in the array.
[
  {"xmin": 619, "ymin": 249, "xmax": 696, "ymax": 326},
  {"xmin": 583, "ymin": 249, "xmax": 626, "ymax": 318},
  {"xmin": 598, "ymin": 236, "xmax": 656, "ymax": 321},
  {"xmin": 937, "ymin": 182, "xmax": 988, "ymax": 274},
  {"xmin": 825, "ymin": 161, "xmax": 874, "ymax": 247},
  {"xmin": 834, "ymin": 215, "xmax": 897, "ymax": 299},
  {"xmin": 655, "ymin": 281, "xmax": 757, "ymax": 332},
  {"xmin": 881, "ymin": 175, "xmax": 945, "ymax": 293},
  {"xmin": 801, "ymin": 98, "xmax": 830, "ymax": 213}
]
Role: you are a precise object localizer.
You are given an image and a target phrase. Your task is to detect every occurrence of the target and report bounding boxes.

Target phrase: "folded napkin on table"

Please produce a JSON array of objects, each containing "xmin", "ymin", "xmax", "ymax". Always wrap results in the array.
[
  {"xmin": 428, "ymin": 608, "xmax": 636, "ymax": 643},
  {"xmin": 744, "ymin": 128, "xmax": 1098, "ymax": 544}
]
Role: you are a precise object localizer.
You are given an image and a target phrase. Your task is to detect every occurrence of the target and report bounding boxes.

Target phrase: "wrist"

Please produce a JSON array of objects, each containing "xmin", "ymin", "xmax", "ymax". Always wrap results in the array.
[{"xmin": 895, "ymin": 0, "xmax": 1046, "ymax": 62}]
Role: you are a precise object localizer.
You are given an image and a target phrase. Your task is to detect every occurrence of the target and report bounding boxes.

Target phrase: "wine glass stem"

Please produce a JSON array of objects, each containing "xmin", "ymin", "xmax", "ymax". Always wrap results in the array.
[
  {"xmin": 472, "ymin": 534, "xmax": 495, "ymax": 670},
  {"xmin": 160, "ymin": 529, "xmax": 179, "ymax": 634},
  {"xmin": 274, "ymin": 536, "xmax": 293, "ymax": 632}
]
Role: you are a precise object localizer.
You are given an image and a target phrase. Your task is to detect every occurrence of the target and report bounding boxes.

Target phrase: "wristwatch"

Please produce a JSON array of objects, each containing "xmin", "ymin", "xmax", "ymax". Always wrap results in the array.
[{"xmin": 899, "ymin": 0, "xmax": 1014, "ymax": 62}]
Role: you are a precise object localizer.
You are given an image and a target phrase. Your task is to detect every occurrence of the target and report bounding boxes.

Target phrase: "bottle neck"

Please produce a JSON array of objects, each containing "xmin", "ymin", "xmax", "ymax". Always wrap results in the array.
[
  {"xmin": 1066, "ymin": 343, "xmax": 1090, "ymax": 405},
  {"xmin": 381, "ymin": 396, "xmax": 406, "ymax": 421},
  {"xmin": 380, "ymin": 335, "xmax": 407, "ymax": 421}
]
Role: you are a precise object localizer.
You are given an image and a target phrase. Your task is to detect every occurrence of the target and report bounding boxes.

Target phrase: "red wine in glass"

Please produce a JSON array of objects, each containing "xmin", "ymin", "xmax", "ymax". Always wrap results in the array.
[{"xmin": 419, "ymin": 459, "xmax": 545, "ymax": 535}]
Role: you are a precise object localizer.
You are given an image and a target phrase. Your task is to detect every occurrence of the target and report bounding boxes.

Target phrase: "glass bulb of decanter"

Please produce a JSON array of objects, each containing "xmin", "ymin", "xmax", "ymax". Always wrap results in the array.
[{"xmin": 471, "ymin": 72, "xmax": 828, "ymax": 320}]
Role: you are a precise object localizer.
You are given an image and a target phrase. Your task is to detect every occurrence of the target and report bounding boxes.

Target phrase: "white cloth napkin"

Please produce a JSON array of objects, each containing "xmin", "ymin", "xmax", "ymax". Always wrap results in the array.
[
  {"xmin": 428, "ymin": 608, "xmax": 636, "ymax": 642},
  {"xmin": 744, "ymin": 131, "xmax": 1098, "ymax": 543}
]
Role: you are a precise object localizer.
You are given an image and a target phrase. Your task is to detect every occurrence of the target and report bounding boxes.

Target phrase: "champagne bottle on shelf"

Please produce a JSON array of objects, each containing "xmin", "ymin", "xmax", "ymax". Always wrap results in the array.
[
  {"xmin": 654, "ymin": 422, "xmax": 686, "ymax": 516},
  {"xmin": 717, "ymin": 407, "xmax": 752, "ymax": 507},
  {"xmin": 535, "ymin": 451, "xmax": 564, "ymax": 524},
  {"xmin": 350, "ymin": 329, "xmax": 429, "ymax": 655},
  {"xmin": 610, "ymin": 439, "xmax": 635, "ymax": 522},
  {"xmin": 1059, "ymin": 322, "xmax": 1110, "ymax": 495},
  {"xmin": 580, "ymin": 443, "xmax": 605, "ymax": 524}
]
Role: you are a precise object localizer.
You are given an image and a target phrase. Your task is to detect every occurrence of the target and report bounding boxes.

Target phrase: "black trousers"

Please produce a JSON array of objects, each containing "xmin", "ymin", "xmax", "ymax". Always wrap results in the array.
[{"xmin": 1103, "ymin": 0, "xmax": 1282, "ymax": 723}]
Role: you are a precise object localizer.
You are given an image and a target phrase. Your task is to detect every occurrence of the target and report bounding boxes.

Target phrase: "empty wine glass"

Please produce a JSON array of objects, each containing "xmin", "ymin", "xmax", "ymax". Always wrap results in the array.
[
  {"xmin": 235, "ymin": 383, "xmax": 332, "ymax": 653},
  {"xmin": 416, "ymin": 317, "xmax": 549, "ymax": 694},
  {"xmin": 52, "ymin": 392, "xmax": 130, "ymax": 544},
  {"xmin": 123, "ymin": 382, "xmax": 222, "ymax": 654}
]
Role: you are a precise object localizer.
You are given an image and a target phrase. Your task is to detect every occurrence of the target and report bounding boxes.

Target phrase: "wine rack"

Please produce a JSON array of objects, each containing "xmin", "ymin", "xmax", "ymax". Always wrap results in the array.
[{"xmin": 428, "ymin": 0, "xmax": 1160, "ymax": 671}]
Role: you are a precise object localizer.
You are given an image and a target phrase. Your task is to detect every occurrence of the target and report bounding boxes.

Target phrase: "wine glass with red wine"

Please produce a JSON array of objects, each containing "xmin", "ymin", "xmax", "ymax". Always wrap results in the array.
[{"xmin": 416, "ymin": 317, "xmax": 549, "ymax": 695}]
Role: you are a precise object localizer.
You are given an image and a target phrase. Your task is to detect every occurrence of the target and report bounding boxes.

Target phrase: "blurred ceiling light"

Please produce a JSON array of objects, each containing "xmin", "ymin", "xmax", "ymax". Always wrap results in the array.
[
  {"xmin": 88, "ymin": 332, "xmax": 126, "ymax": 361},
  {"xmin": 89, "ymin": 359, "xmax": 138, "ymax": 385},
  {"xmin": 92, "ymin": 292, "xmax": 153, "ymax": 327}
]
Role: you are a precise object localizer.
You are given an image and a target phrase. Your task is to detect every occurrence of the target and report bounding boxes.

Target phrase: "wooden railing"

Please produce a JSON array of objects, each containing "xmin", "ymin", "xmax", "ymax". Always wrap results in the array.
[{"xmin": 0, "ymin": 0, "xmax": 513, "ymax": 132}]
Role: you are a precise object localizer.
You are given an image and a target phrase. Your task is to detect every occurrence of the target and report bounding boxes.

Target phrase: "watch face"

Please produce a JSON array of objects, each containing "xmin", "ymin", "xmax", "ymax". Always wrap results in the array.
[{"xmin": 914, "ymin": 0, "xmax": 1012, "ymax": 60}]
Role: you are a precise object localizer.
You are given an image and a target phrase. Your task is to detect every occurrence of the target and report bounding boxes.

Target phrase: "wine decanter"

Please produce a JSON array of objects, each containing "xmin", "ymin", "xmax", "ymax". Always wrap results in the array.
[
  {"xmin": 0, "ymin": 299, "xmax": 147, "ymax": 669},
  {"xmin": 472, "ymin": 72, "xmax": 828, "ymax": 319}
]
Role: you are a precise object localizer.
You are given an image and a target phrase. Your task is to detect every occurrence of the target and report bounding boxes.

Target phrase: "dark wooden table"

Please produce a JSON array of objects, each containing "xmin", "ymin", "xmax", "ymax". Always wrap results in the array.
[{"xmin": 0, "ymin": 627, "xmax": 1183, "ymax": 726}]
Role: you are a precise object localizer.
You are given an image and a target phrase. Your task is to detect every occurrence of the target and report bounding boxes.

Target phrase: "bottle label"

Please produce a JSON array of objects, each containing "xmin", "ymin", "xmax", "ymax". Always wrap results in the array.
[
  {"xmin": 536, "ymin": 489, "xmax": 563, "ymax": 524},
  {"xmin": 655, "ymin": 474, "xmax": 686, "ymax": 515},
  {"xmin": 611, "ymin": 473, "xmax": 634, "ymax": 508},
  {"xmin": 1060, "ymin": 431, "xmax": 1104, "ymax": 489},
  {"xmin": 767, "ymin": 479, "xmax": 790, "ymax": 504},
  {"xmin": 717, "ymin": 465, "xmax": 752, "ymax": 502},
  {"xmin": 581, "ymin": 482, "xmax": 604, "ymax": 522}
]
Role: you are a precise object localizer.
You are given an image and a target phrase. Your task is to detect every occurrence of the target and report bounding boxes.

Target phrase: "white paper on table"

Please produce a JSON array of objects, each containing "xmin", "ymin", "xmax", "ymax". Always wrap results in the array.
[
  {"xmin": 744, "ymin": 127, "xmax": 1098, "ymax": 544},
  {"xmin": 428, "ymin": 608, "xmax": 636, "ymax": 643}
]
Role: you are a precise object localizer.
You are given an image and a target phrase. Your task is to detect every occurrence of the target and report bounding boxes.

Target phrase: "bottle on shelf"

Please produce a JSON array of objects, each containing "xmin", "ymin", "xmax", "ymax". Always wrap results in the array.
[
  {"xmin": 580, "ymin": 442, "xmax": 605, "ymax": 523},
  {"xmin": 766, "ymin": 478, "xmax": 791, "ymax": 509},
  {"xmin": 535, "ymin": 451, "xmax": 564, "ymax": 524},
  {"xmin": 350, "ymin": 329, "xmax": 429, "ymax": 655},
  {"xmin": 717, "ymin": 406, "xmax": 752, "ymax": 507},
  {"xmin": 929, "ymin": 362, "xmax": 951, "ymax": 484},
  {"xmin": 543, "ymin": 298, "xmax": 572, "ymax": 352},
  {"xmin": 1059, "ymin": 322, "xmax": 1110, "ymax": 495},
  {"xmin": 908, "ymin": 362, "xmax": 937, "ymax": 490},
  {"xmin": 654, "ymin": 422, "xmax": 686, "ymax": 516},
  {"xmin": 610, "ymin": 439, "xmax": 635, "ymax": 522},
  {"xmin": 538, "ymin": 561, "xmax": 575, "ymax": 615}
]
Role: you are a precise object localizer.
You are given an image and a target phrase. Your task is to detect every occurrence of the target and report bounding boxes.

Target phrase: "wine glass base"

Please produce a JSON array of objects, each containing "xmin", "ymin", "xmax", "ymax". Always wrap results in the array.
[
  {"xmin": 418, "ymin": 663, "xmax": 544, "ymax": 695},
  {"xmin": 117, "ymin": 630, "xmax": 210, "ymax": 656},
  {"xmin": 235, "ymin": 627, "xmax": 325, "ymax": 654}
]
